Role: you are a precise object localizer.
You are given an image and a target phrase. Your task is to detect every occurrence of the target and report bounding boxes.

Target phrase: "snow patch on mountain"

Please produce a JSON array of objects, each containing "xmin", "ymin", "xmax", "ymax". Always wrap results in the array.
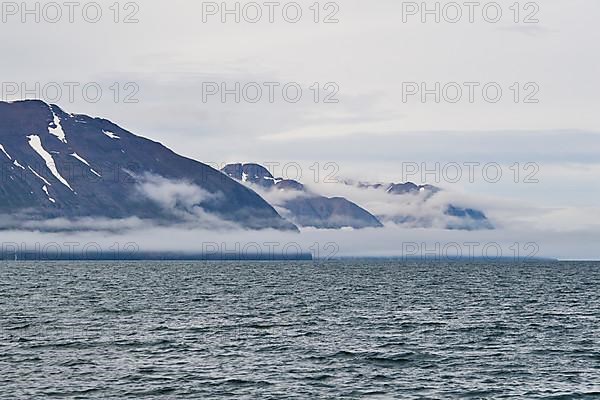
[
  {"xmin": 27, "ymin": 135, "xmax": 73, "ymax": 191},
  {"xmin": 102, "ymin": 130, "xmax": 121, "ymax": 139},
  {"xmin": 0, "ymin": 144, "xmax": 11, "ymax": 160},
  {"xmin": 264, "ymin": 177, "xmax": 283, "ymax": 184},
  {"xmin": 48, "ymin": 106, "xmax": 67, "ymax": 143},
  {"xmin": 42, "ymin": 185, "xmax": 56, "ymax": 203},
  {"xmin": 70, "ymin": 152, "xmax": 91, "ymax": 166},
  {"xmin": 28, "ymin": 166, "xmax": 52, "ymax": 186},
  {"xmin": 70, "ymin": 152, "xmax": 102, "ymax": 177}
]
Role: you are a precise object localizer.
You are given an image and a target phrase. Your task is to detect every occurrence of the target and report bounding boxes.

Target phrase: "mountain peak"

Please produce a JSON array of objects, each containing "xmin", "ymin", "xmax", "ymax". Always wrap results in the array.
[
  {"xmin": 222, "ymin": 162, "xmax": 383, "ymax": 230},
  {"xmin": 222, "ymin": 163, "xmax": 281, "ymax": 188},
  {"xmin": 0, "ymin": 104, "xmax": 297, "ymax": 231},
  {"xmin": 1, "ymin": 98, "xmax": 48, "ymax": 105}
]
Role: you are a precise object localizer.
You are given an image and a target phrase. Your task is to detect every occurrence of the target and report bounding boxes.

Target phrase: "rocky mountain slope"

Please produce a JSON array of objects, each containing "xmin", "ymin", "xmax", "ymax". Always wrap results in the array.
[
  {"xmin": 0, "ymin": 100, "xmax": 493, "ymax": 232},
  {"xmin": 225, "ymin": 164, "xmax": 494, "ymax": 231},
  {"xmin": 222, "ymin": 163, "xmax": 383, "ymax": 229},
  {"xmin": 0, "ymin": 100, "xmax": 296, "ymax": 231}
]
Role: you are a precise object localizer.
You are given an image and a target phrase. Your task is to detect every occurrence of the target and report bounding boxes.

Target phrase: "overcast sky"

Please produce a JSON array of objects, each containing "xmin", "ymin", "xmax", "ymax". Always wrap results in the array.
[{"xmin": 1, "ymin": 0, "xmax": 598, "ymax": 258}]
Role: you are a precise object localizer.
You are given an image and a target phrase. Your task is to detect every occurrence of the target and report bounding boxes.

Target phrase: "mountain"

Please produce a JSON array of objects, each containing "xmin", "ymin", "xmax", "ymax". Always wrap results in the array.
[
  {"xmin": 222, "ymin": 163, "xmax": 383, "ymax": 229},
  {"xmin": 444, "ymin": 205, "xmax": 492, "ymax": 230},
  {"xmin": 0, "ymin": 100, "xmax": 296, "ymax": 231},
  {"xmin": 354, "ymin": 181, "xmax": 440, "ymax": 195},
  {"xmin": 345, "ymin": 180, "xmax": 494, "ymax": 230},
  {"xmin": 223, "ymin": 163, "xmax": 493, "ymax": 231},
  {"xmin": 0, "ymin": 100, "xmax": 492, "ymax": 232}
]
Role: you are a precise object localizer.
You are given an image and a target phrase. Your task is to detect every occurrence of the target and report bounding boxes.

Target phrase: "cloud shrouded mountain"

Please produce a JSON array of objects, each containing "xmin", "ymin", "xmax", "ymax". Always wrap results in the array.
[
  {"xmin": 0, "ymin": 100, "xmax": 493, "ymax": 233},
  {"xmin": 0, "ymin": 100, "xmax": 296, "ymax": 231},
  {"xmin": 222, "ymin": 163, "xmax": 493, "ymax": 231},
  {"xmin": 222, "ymin": 163, "xmax": 384, "ymax": 229},
  {"xmin": 342, "ymin": 181, "xmax": 494, "ymax": 231}
]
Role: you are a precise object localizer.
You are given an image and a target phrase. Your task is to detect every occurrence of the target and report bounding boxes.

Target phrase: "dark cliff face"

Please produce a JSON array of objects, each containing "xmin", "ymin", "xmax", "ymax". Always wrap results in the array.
[
  {"xmin": 222, "ymin": 163, "xmax": 383, "ymax": 230},
  {"xmin": 0, "ymin": 100, "xmax": 297, "ymax": 231}
]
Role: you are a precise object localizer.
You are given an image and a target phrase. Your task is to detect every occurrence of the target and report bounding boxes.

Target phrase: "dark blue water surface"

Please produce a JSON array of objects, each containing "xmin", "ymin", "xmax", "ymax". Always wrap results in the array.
[{"xmin": 1, "ymin": 261, "xmax": 599, "ymax": 399}]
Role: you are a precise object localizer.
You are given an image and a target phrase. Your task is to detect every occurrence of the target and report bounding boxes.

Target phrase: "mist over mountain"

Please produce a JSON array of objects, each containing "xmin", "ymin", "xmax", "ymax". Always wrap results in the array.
[
  {"xmin": 223, "ymin": 163, "xmax": 493, "ymax": 231},
  {"xmin": 222, "ymin": 163, "xmax": 383, "ymax": 229},
  {"xmin": 342, "ymin": 180, "xmax": 493, "ymax": 231},
  {"xmin": 0, "ymin": 100, "xmax": 493, "ymax": 233},
  {"xmin": 0, "ymin": 100, "xmax": 296, "ymax": 231}
]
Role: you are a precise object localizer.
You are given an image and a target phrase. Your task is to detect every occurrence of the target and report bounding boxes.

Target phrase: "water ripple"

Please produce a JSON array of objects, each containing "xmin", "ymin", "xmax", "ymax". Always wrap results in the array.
[{"xmin": 0, "ymin": 261, "xmax": 599, "ymax": 398}]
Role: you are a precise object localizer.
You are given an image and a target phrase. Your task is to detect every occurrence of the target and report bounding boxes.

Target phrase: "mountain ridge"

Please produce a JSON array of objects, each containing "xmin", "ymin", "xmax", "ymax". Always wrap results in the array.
[
  {"xmin": 224, "ymin": 163, "xmax": 494, "ymax": 231},
  {"xmin": 0, "ymin": 100, "xmax": 493, "ymax": 232},
  {"xmin": 0, "ymin": 100, "xmax": 297, "ymax": 231},
  {"xmin": 221, "ymin": 163, "xmax": 384, "ymax": 229}
]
